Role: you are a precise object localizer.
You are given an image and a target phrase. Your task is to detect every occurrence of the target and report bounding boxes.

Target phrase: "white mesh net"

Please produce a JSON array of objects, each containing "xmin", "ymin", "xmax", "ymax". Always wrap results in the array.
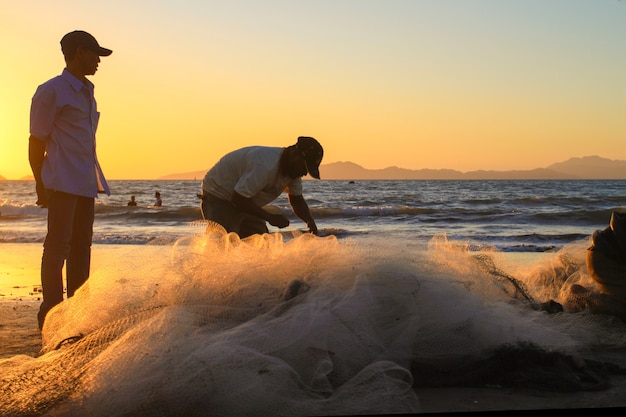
[{"xmin": 2, "ymin": 227, "xmax": 626, "ymax": 416}]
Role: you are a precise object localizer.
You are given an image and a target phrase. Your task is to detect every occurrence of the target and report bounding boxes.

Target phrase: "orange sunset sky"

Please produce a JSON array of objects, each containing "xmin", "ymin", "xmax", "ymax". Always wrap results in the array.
[{"xmin": 1, "ymin": 0, "xmax": 625, "ymax": 180}]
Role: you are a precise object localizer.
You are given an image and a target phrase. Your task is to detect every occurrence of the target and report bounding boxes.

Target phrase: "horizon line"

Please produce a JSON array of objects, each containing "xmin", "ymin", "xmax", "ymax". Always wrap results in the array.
[{"xmin": 3, "ymin": 155, "xmax": 626, "ymax": 181}]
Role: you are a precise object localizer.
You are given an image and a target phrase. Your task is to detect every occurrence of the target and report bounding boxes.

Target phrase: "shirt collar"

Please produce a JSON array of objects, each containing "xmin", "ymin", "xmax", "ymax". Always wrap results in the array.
[{"xmin": 61, "ymin": 68, "xmax": 94, "ymax": 92}]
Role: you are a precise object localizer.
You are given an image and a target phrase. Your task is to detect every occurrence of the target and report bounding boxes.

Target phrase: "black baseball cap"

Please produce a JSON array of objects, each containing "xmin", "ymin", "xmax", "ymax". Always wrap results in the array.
[
  {"xmin": 60, "ymin": 30, "xmax": 112, "ymax": 56},
  {"xmin": 296, "ymin": 136, "xmax": 323, "ymax": 179}
]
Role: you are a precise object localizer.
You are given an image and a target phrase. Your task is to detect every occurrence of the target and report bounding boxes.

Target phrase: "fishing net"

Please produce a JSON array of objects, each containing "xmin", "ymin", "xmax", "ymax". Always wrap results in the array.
[{"xmin": 2, "ymin": 227, "xmax": 626, "ymax": 416}]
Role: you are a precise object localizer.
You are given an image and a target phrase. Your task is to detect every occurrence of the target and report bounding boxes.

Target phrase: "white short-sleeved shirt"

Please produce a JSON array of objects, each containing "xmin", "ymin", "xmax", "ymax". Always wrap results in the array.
[
  {"xmin": 202, "ymin": 146, "xmax": 303, "ymax": 207},
  {"xmin": 30, "ymin": 69, "xmax": 109, "ymax": 198}
]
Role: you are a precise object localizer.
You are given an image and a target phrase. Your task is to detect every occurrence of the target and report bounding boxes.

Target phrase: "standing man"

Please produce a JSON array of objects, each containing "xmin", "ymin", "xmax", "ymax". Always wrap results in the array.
[
  {"xmin": 28, "ymin": 30, "xmax": 113, "ymax": 329},
  {"xmin": 200, "ymin": 136, "xmax": 323, "ymax": 238}
]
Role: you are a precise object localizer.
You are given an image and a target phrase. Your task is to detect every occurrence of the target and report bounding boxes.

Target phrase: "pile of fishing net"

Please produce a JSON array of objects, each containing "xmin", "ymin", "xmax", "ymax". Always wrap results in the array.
[{"xmin": 2, "ymin": 225, "xmax": 626, "ymax": 416}]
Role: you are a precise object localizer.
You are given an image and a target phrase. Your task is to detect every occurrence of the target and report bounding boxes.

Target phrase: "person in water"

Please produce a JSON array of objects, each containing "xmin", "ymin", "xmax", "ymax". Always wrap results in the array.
[
  {"xmin": 28, "ymin": 30, "xmax": 113, "ymax": 330},
  {"xmin": 199, "ymin": 136, "xmax": 323, "ymax": 238},
  {"xmin": 127, "ymin": 195, "xmax": 137, "ymax": 206},
  {"xmin": 154, "ymin": 191, "xmax": 162, "ymax": 207}
]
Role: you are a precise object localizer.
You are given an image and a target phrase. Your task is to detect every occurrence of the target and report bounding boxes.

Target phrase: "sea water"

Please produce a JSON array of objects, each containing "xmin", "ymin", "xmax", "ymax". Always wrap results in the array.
[
  {"xmin": 2, "ymin": 179, "xmax": 626, "ymax": 416},
  {"xmin": 1, "ymin": 179, "xmax": 625, "ymax": 250}
]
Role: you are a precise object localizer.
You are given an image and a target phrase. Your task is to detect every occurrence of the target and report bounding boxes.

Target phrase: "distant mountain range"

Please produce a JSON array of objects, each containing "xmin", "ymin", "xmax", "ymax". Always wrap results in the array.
[
  {"xmin": 159, "ymin": 156, "xmax": 626, "ymax": 180},
  {"xmin": 4, "ymin": 156, "xmax": 626, "ymax": 181}
]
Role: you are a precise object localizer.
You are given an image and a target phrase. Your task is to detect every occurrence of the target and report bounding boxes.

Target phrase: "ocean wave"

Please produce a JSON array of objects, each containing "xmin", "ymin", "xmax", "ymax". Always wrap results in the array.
[
  {"xmin": 2, "ymin": 180, "xmax": 625, "ymax": 253},
  {"xmin": 0, "ymin": 201, "xmax": 46, "ymax": 218}
]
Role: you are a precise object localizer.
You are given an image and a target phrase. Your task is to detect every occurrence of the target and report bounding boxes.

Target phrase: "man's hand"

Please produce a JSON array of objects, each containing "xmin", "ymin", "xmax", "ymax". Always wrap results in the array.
[
  {"xmin": 267, "ymin": 213, "xmax": 290, "ymax": 229},
  {"xmin": 288, "ymin": 194, "xmax": 318, "ymax": 235},
  {"xmin": 35, "ymin": 181, "xmax": 47, "ymax": 208},
  {"xmin": 232, "ymin": 192, "xmax": 289, "ymax": 228},
  {"xmin": 28, "ymin": 135, "xmax": 47, "ymax": 208}
]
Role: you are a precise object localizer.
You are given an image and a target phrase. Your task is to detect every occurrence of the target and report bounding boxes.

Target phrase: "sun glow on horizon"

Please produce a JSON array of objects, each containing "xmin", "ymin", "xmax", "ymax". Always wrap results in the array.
[{"xmin": 1, "ymin": 1, "xmax": 625, "ymax": 180}]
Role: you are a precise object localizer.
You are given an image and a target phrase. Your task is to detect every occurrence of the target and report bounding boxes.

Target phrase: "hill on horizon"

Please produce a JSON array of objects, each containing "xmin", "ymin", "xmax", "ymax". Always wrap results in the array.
[
  {"xmin": 157, "ymin": 156, "xmax": 626, "ymax": 181},
  {"xmin": 4, "ymin": 156, "xmax": 626, "ymax": 181}
]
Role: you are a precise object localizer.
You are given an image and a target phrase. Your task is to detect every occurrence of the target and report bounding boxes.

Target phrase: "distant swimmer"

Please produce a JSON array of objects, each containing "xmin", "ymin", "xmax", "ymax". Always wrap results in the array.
[
  {"xmin": 199, "ymin": 136, "xmax": 323, "ymax": 238},
  {"xmin": 127, "ymin": 195, "xmax": 137, "ymax": 206},
  {"xmin": 154, "ymin": 191, "xmax": 162, "ymax": 207}
]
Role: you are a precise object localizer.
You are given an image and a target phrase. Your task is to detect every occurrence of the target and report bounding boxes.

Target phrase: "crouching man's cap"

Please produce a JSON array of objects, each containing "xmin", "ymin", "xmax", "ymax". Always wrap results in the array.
[{"xmin": 296, "ymin": 136, "xmax": 324, "ymax": 179}]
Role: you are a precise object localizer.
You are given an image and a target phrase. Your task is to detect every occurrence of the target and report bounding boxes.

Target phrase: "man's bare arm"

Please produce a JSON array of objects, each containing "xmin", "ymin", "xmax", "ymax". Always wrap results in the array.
[
  {"xmin": 288, "ymin": 194, "xmax": 318, "ymax": 234},
  {"xmin": 231, "ymin": 191, "xmax": 290, "ymax": 228},
  {"xmin": 28, "ymin": 135, "xmax": 47, "ymax": 207}
]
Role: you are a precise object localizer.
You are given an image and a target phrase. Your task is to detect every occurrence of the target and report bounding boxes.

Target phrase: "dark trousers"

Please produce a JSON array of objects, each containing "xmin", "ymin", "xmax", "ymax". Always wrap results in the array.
[
  {"xmin": 38, "ymin": 190, "xmax": 94, "ymax": 329},
  {"xmin": 200, "ymin": 193, "xmax": 268, "ymax": 239}
]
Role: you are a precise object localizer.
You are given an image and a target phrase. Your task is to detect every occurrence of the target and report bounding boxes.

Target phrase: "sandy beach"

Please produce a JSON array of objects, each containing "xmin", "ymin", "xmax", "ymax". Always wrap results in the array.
[{"xmin": 1, "ymin": 243, "xmax": 625, "ymax": 414}]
